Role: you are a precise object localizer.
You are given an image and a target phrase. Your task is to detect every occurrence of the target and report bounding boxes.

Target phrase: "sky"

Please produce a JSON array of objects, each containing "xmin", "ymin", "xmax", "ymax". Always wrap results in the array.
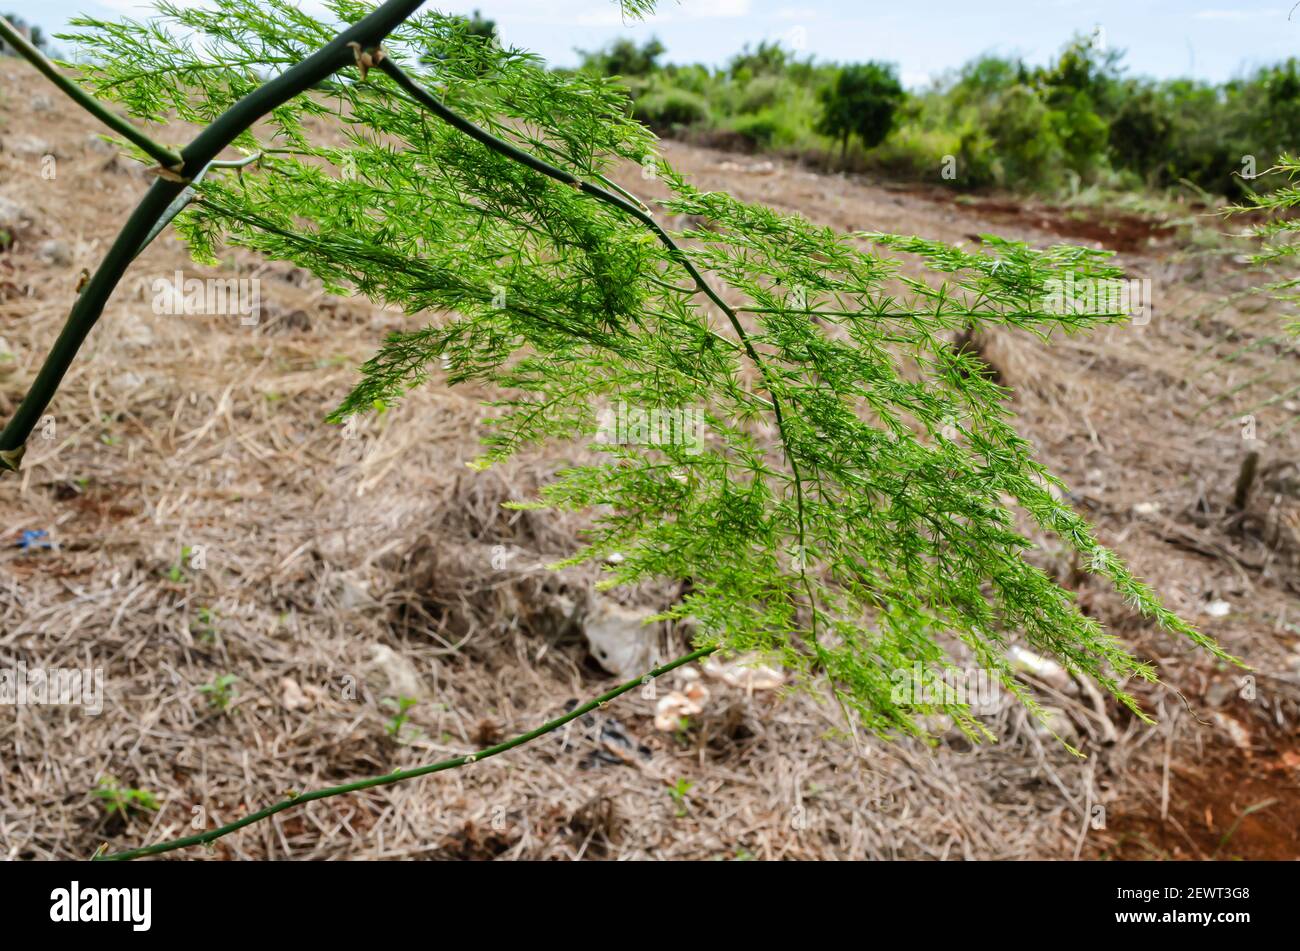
[{"xmin": 5, "ymin": 0, "xmax": 1300, "ymax": 88}]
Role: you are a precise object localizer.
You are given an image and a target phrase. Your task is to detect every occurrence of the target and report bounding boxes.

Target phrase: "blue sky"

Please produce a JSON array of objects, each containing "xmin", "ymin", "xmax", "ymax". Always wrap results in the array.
[{"xmin": 6, "ymin": 1, "xmax": 1300, "ymax": 88}]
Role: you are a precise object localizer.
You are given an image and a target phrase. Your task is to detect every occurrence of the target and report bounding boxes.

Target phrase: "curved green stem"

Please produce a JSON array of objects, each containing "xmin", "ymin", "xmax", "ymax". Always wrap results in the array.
[
  {"xmin": 0, "ymin": 15, "xmax": 184, "ymax": 170},
  {"xmin": 0, "ymin": 0, "xmax": 427, "ymax": 472},
  {"xmin": 0, "ymin": 180, "xmax": 183, "ymax": 475},
  {"xmin": 376, "ymin": 55, "xmax": 819, "ymax": 639},
  {"xmin": 133, "ymin": 152, "xmax": 264, "ymax": 261},
  {"xmin": 95, "ymin": 645, "xmax": 716, "ymax": 860}
]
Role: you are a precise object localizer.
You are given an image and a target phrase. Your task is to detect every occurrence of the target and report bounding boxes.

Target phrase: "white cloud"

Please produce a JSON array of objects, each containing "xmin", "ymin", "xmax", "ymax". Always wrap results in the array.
[
  {"xmin": 685, "ymin": 0, "xmax": 753, "ymax": 18},
  {"xmin": 1193, "ymin": 8, "xmax": 1286, "ymax": 20},
  {"xmin": 576, "ymin": 0, "xmax": 750, "ymax": 27},
  {"xmin": 96, "ymin": 0, "xmax": 181, "ymax": 12},
  {"xmin": 575, "ymin": 9, "xmax": 646, "ymax": 26}
]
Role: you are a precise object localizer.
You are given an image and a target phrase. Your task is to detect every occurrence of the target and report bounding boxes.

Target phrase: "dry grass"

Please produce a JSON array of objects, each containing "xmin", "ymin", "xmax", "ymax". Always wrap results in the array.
[{"xmin": 2, "ymin": 60, "xmax": 1298, "ymax": 861}]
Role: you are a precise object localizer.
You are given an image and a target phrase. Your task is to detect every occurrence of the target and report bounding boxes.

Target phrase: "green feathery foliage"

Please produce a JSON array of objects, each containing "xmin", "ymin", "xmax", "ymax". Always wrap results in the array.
[
  {"xmin": 1227, "ymin": 154, "xmax": 1300, "ymax": 333},
  {"xmin": 60, "ymin": 0, "xmax": 1231, "ymax": 749}
]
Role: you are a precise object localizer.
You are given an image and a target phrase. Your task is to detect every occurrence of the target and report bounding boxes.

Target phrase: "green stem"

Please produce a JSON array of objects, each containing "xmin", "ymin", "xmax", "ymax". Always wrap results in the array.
[
  {"xmin": 96, "ymin": 646, "xmax": 716, "ymax": 860},
  {"xmin": 376, "ymin": 57, "xmax": 819, "ymax": 634},
  {"xmin": 133, "ymin": 152, "xmax": 264, "ymax": 261},
  {"xmin": 0, "ymin": 180, "xmax": 184, "ymax": 475},
  {"xmin": 0, "ymin": 15, "xmax": 183, "ymax": 170},
  {"xmin": 376, "ymin": 59, "xmax": 757, "ymax": 349},
  {"xmin": 0, "ymin": 0, "xmax": 427, "ymax": 472}
]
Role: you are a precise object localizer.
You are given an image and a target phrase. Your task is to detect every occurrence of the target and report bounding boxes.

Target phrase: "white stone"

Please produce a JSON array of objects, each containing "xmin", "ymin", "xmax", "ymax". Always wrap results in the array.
[{"xmin": 583, "ymin": 599, "xmax": 656, "ymax": 678}]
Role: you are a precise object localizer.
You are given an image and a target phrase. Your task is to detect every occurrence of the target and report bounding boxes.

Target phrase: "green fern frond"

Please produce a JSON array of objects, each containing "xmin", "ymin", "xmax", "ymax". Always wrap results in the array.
[{"xmin": 58, "ymin": 0, "xmax": 1234, "ymax": 745}]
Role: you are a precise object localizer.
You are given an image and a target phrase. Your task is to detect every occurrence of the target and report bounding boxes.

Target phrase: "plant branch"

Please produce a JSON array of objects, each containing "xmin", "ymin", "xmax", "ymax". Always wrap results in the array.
[
  {"xmin": 0, "ymin": 0, "xmax": 428, "ymax": 473},
  {"xmin": 0, "ymin": 14, "xmax": 184, "ymax": 171},
  {"xmin": 376, "ymin": 55, "xmax": 819, "ymax": 636},
  {"xmin": 94, "ymin": 645, "xmax": 716, "ymax": 860},
  {"xmin": 134, "ymin": 152, "xmax": 264, "ymax": 261}
]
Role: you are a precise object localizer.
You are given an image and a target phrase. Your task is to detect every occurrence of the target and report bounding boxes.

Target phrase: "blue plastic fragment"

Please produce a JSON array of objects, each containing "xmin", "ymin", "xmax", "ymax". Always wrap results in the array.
[{"xmin": 17, "ymin": 529, "xmax": 53, "ymax": 550}]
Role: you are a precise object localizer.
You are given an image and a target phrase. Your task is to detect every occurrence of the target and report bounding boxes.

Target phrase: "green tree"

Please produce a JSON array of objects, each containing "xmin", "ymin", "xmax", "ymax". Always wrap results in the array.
[
  {"xmin": 816, "ymin": 62, "xmax": 905, "ymax": 158},
  {"xmin": 578, "ymin": 36, "xmax": 665, "ymax": 77},
  {"xmin": 1227, "ymin": 154, "xmax": 1300, "ymax": 329},
  {"xmin": 953, "ymin": 56, "xmax": 1027, "ymax": 101},
  {"xmin": 1224, "ymin": 60, "xmax": 1300, "ymax": 179},
  {"xmin": 459, "ymin": 8, "xmax": 497, "ymax": 42},
  {"xmin": 1158, "ymin": 78, "xmax": 1238, "ymax": 196},
  {"xmin": 987, "ymin": 85, "xmax": 1066, "ymax": 191},
  {"xmin": 1034, "ymin": 36, "xmax": 1119, "ymax": 179},
  {"xmin": 0, "ymin": 11, "xmax": 45, "ymax": 52},
  {"xmin": 24, "ymin": 0, "xmax": 1220, "ymax": 743},
  {"xmin": 1108, "ymin": 83, "xmax": 1174, "ymax": 185},
  {"xmin": 729, "ymin": 40, "xmax": 790, "ymax": 80}
]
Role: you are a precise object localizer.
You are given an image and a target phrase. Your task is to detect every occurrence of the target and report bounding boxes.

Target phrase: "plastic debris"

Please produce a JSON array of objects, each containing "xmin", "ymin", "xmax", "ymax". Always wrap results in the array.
[
  {"xmin": 16, "ymin": 529, "xmax": 53, "ymax": 551},
  {"xmin": 1205, "ymin": 600, "xmax": 1232, "ymax": 618},
  {"xmin": 583, "ymin": 600, "xmax": 656, "ymax": 678},
  {"xmin": 1008, "ymin": 645, "xmax": 1071, "ymax": 691},
  {"xmin": 701, "ymin": 653, "xmax": 785, "ymax": 691}
]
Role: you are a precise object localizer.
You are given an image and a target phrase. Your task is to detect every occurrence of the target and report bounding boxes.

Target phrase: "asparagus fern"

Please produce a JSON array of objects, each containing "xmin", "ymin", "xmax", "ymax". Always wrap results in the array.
[
  {"xmin": 1227, "ymin": 153, "xmax": 1300, "ymax": 333},
  {"xmin": 48, "ymin": 0, "xmax": 1230, "ymax": 744}
]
